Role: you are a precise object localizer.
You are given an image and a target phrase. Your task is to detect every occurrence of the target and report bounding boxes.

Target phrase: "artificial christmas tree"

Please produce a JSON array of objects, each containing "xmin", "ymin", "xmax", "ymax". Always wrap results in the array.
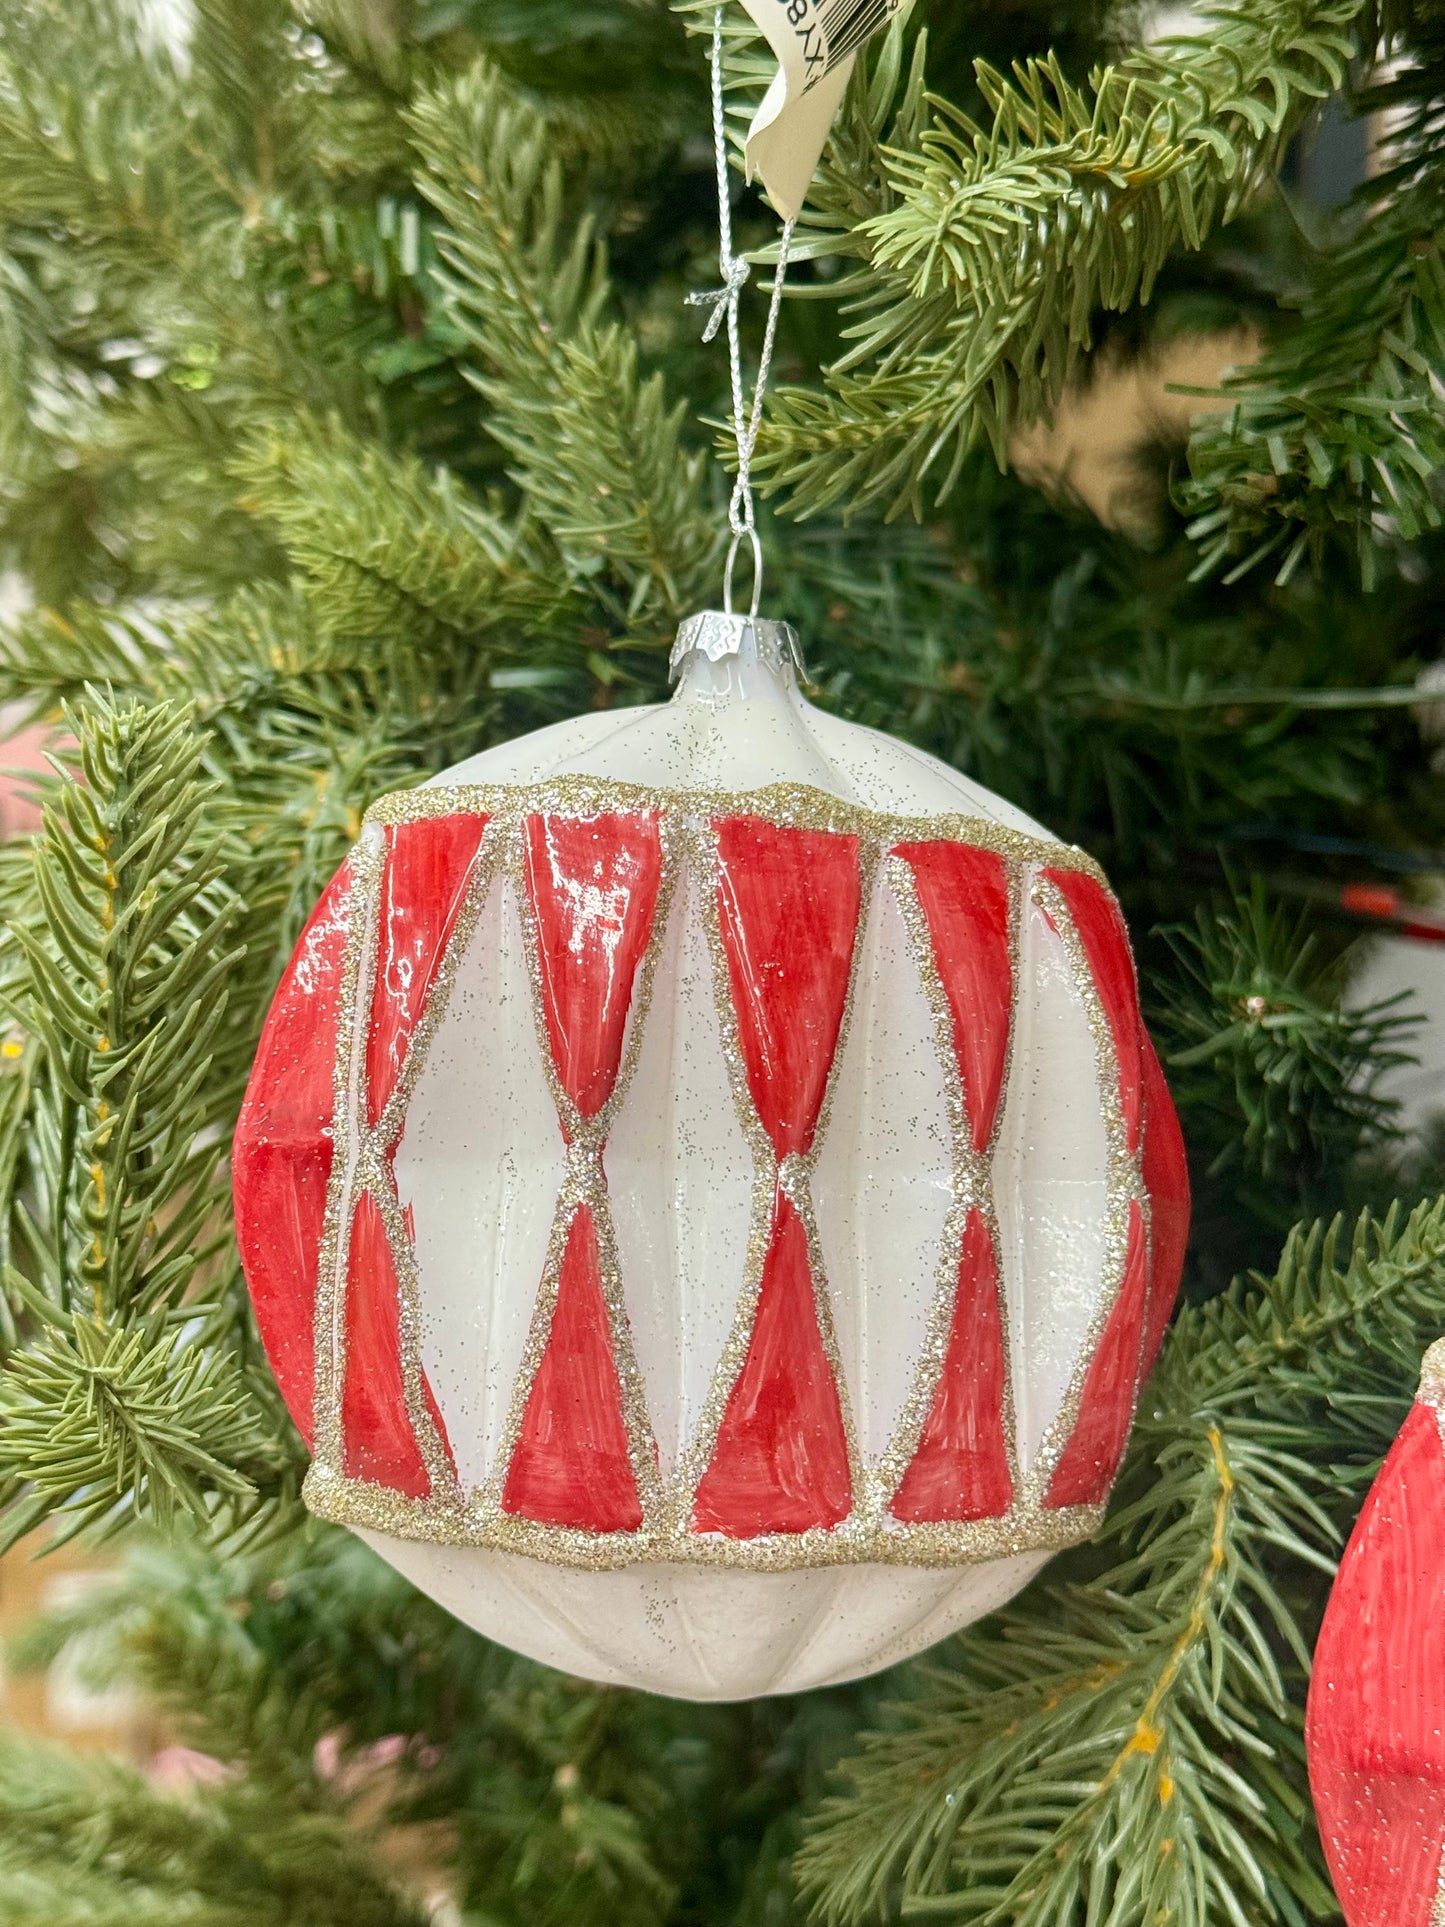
[{"xmin": 1, "ymin": 0, "xmax": 1444, "ymax": 1921}]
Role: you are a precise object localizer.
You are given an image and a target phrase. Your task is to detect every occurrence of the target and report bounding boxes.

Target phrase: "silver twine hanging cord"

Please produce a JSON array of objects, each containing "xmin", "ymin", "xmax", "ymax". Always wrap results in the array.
[{"xmin": 686, "ymin": 5, "xmax": 795, "ymax": 617}]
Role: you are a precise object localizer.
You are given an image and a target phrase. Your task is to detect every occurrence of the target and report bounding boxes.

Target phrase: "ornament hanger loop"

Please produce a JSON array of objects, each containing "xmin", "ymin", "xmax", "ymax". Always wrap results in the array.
[
  {"xmin": 689, "ymin": 5, "xmax": 794, "ymax": 618},
  {"xmin": 724, "ymin": 526, "xmax": 764, "ymax": 617}
]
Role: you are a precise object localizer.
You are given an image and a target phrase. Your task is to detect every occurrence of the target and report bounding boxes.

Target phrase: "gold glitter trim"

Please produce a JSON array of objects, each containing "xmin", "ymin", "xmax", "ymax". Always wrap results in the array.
[
  {"xmin": 311, "ymin": 824, "xmax": 385, "ymax": 1479},
  {"xmin": 303, "ymin": 1463, "xmax": 1106, "ymax": 1569},
  {"xmin": 303, "ymin": 784, "xmax": 1146, "ymax": 1572},
  {"xmin": 365, "ymin": 776, "xmax": 1106, "ymax": 881}
]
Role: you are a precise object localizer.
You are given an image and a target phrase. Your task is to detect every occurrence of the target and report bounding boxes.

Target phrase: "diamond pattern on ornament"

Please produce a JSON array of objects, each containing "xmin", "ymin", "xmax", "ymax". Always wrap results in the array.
[
  {"xmin": 396, "ymin": 867, "xmax": 566, "ymax": 1494},
  {"xmin": 498, "ymin": 810, "xmax": 664, "ymax": 1531},
  {"xmin": 607, "ymin": 861, "xmax": 755, "ymax": 1480},
  {"xmin": 883, "ymin": 843, "xmax": 1016, "ymax": 1522},
  {"xmin": 812, "ymin": 863, "xmax": 957, "ymax": 1477},
  {"xmin": 243, "ymin": 790, "xmax": 1184, "ymax": 1559},
  {"xmin": 693, "ymin": 817, "xmax": 861, "ymax": 1537},
  {"xmin": 992, "ymin": 882, "xmax": 1114, "ymax": 1475},
  {"xmin": 232, "ymin": 858, "xmax": 355, "ymax": 1446},
  {"xmin": 1033, "ymin": 873, "xmax": 1155, "ymax": 1507}
]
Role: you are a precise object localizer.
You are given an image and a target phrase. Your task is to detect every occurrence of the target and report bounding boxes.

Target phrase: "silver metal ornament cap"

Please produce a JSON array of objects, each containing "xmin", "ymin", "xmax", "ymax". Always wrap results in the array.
[{"xmin": 668, "ymin": 610, "xmax": 808, "ymax": 684}]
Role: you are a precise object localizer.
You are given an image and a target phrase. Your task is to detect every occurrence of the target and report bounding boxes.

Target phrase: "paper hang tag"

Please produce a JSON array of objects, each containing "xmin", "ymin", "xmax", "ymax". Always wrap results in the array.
[{"xmin": 738, "ymin": 0, "xmax": 906, "ymax": 219}]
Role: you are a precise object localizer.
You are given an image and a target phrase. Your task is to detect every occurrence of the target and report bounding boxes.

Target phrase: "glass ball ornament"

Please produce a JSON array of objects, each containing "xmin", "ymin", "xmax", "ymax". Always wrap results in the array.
[
  {"xmin": 233, "ymin": 613, "xmax": 1189, "ymax": 1701},
  {"xmin": 1307, "ymin": 1338, "xmax": 1445, "ymax": 1927}
]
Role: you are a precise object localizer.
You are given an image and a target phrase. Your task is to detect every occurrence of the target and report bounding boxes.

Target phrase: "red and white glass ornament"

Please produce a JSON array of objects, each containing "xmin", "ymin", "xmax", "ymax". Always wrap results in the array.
[
  {"xmin": 233, "ymin": 4, "xmax": 1186, "ymax": 1701},
  {"xmin": 233, "ymin": 609, "xmax": 1189, "ymax": 1699},
  {"xmin": 1308, "ymin": 1339, "xmax": 1445, "ymax": 1927}
]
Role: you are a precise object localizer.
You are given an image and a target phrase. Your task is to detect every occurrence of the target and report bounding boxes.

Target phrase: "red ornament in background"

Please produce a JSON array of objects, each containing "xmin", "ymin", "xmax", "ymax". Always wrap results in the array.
[{"xmin": 1308, "ymin": 1339, "xmax": 1445, "ymax": 1927}]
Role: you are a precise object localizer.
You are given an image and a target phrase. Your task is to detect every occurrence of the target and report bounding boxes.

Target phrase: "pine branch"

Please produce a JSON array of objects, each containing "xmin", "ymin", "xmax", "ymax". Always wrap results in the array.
[
  {"xmin": 521, "ymin": 327, "xmax": 723, "ymax": 625},
  {"xmin": 753, "ymin": 0, "xmax": 1362, "ymax": 517},
  {"xmin": 0, "ymin": 2, "xmax": 212, "ymax": 272},
  {"xmin": 409, "ymin": 56, "xmax": 723, "ymax": 635},
  {"xmin": 1179, "ymin": 50, "xmax": 1445, "ymax": 585},
  {"xmin": 0, "ymin": 1733, "xmax": 429, "ymax": 1927},
  {"xmin": 13, "ymin": 699, "xmax": 243, "ymax": 1312},
  {"xmin": 1155, "ymin": 878, "xmax": 1418, "ymax": 1188},
  {"xmin": 233, "ymin": 413, "xmax": 559, "ymax": 646},
  {"xmin": 795, "ymin": 1198, "xmax": 1445, "ymax": 1927},
  {"xmin": 0, "ymin": 694, "xmax": 301, "ymax": 1548},
  {"xmin": 10, "ymin": 1526, "xmax": 686, "ymax": 1927}
]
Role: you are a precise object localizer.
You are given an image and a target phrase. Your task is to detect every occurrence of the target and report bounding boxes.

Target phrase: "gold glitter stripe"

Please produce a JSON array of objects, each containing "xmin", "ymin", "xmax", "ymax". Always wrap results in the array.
[
  {"xmin": 364, "ymin": 776, "xmax": 1106, "ymax": 881},
  {"xmin": 303, "ymin": 1460, "xmax": 1105, "ymax": 1570}
]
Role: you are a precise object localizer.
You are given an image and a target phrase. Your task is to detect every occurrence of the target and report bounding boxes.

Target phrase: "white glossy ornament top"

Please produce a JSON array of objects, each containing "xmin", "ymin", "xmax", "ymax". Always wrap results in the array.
[{"xmin": 430, "ymin": 615, "xmax": 1051, "ymax": 836}]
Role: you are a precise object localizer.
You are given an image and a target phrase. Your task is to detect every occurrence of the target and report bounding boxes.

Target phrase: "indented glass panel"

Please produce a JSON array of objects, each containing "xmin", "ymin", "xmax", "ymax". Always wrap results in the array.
[
  {"xmin": 396, "ymin": 875, "xmax": 566, "ymax": 1494},
  {"xmin": 813, "ymin": 866, "xmax": 954, "ymax": 1469},
  {"xmin": 992, "ymin": 885, "xmax": 1112, "ymax": 1472},
  {"xmin": 608, "ymin": 863, "xmax": 755, "ymax": 1478}
]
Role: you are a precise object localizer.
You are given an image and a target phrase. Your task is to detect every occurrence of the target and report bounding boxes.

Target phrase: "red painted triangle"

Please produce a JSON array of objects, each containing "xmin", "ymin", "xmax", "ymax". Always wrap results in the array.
[
  {"xmin": 692, "ymin": 1190, "xmax": 852, "ymax": 1537},
  {"xmin": 367, "ymin": 814, "xmax": 489, "ymax": 1123},
  {"xmin": 341, "ymin": 1190, "xmax": 432, "ymax": 1497},
  {"xmin": 1045, "ymin": 1200, "xmax": 1149, "ymax": 1509},
  {"xmin": 235, "ymin": 858, "xmax": 354, "ymax": 1446},
  {"xmin": 1044, "ymin": 868, "xmax": 1144, "ymax": 1154},
  {"xmin": 523, "ymin": 811, "xmax": 663, "ymax": 1119},
  {"xmin": 893, "ymin": 842, "xmax": 1013, "ymax": 1153},
  {"xmin": 712, "ymin": 816, "xmax": 861, "ymax": 1158},
  {"xmin": 502, "ymin": 1205, "xmax": 643, "ymax": 1532},
  {"xmin": 890, "ymin": 1210, "xmax": 1013, "ymax": 1523}
]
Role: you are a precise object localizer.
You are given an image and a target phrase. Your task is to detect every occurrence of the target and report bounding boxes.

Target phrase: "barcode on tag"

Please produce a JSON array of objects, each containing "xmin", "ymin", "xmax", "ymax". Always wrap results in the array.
[
  {"xmin": 816, "ymin": 0, "xmax": 897, "ymax": 76},
  {"xmin": 739, "ymin": 0, "xmax": 906, "ymax": 216}
]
